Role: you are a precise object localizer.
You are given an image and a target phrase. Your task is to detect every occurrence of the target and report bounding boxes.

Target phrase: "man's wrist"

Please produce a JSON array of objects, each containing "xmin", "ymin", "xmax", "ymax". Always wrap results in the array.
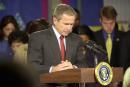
[
  {"xmin": 49, "ymin": 66, "xmax": 54, "ymax": 73},
  {"xmin": 73, "ymin": 65, "xmax": 78, "ymax": 69}
]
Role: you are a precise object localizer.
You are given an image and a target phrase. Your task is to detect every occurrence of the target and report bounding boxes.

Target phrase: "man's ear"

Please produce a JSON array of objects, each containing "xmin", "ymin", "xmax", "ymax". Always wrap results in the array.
[{"xmin": 53, "ymin": 16, "xmax": 57, "ymax": 24}]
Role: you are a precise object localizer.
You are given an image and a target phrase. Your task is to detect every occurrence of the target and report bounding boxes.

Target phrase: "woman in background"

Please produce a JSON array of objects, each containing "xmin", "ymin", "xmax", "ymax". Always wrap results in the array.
[{"xmin": 0, "ymin": 15, "xmax": 19, "ymax": 59}]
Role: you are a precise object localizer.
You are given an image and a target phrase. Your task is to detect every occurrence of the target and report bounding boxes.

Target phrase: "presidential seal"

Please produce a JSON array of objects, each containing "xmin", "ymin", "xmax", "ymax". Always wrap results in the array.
[{"xmin": 95, "ymin": 62, "xmax": 113, "ymax": 86}]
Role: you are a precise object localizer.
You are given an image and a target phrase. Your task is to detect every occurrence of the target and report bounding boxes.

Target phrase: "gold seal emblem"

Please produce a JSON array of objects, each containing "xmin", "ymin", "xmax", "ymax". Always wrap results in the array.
[{"xmin": 95, "ymin": 62, "xmax": 113, "ymax": 86}]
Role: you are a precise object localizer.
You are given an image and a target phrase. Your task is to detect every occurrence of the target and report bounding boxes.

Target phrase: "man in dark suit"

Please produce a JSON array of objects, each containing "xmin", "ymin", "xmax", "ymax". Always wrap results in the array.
[
  {"xmin": 27, "ymin": 4, "xmax": 86, "ymax": 87},
  {"xmin": 94, "ymin": 6, "xmax": 125, "ymax": 67}
]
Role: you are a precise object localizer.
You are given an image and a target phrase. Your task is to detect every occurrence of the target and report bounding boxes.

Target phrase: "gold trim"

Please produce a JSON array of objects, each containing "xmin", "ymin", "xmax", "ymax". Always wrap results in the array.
[{"xmin": 95, "ymin": 62, "xmax": 113, "ymax": 86}]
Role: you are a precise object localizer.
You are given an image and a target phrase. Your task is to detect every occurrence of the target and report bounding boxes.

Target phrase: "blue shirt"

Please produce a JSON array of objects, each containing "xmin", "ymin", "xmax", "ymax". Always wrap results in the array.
[
  {"xmin": 0, "ymin": 39, "xmax": 13, "ymax": 60},
  {"xmin": 102, "ymin": 30, "xmax": 114, "ymax": 42}
]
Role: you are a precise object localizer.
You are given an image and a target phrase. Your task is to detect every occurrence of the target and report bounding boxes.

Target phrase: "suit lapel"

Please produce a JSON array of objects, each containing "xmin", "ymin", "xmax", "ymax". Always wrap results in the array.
[
  {"xmin": 95, "ymin": 30, "xmax": 108, "ymax": 62},
  {"xmin": 48, "ymin": 29, "xmax": 61, "ymax": 62},
  {"xmin": 111, "ymin": 29, "xmax": 120, "ymax": 58},
  {"xmin": 98, "ymin": 31, "xmax": 106, "ymax": 50}
]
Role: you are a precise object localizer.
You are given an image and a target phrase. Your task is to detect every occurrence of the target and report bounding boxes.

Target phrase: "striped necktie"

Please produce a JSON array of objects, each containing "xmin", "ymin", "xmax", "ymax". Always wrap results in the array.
[{"xmin": 60, "ymin": 35, "xmax": 65, "ymax": 61}]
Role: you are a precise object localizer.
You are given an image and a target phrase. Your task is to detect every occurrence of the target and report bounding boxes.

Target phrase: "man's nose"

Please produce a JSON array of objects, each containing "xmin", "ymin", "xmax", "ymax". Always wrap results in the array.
[{"xmin": 107, "ymin": 24, "xmax": 112, "ymax": 29}]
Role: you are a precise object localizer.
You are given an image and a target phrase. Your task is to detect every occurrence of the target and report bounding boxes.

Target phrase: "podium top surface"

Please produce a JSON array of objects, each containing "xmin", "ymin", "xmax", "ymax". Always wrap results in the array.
[{"xmin": 40, "ymin": 67, "xmax": 123, "ymax": 83}]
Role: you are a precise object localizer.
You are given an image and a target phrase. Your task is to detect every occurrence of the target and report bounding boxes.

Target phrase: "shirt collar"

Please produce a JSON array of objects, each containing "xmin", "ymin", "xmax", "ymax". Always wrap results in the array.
[
  {"xmin": 102, "ymin": 29, "xmax": 115, "ymax": 40},
  {"xmin": 52, "ymin": 25, "xmax": 61, "ymax": 39}
]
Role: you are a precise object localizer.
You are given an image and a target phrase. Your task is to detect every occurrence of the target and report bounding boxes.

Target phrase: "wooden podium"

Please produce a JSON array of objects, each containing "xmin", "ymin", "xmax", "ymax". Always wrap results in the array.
[{"xmin": 40, "ymin": 67, "xmax": 123, "ymax": 84}]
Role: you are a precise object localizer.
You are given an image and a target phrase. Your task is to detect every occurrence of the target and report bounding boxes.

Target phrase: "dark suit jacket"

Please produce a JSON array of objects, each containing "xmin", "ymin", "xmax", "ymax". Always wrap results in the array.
[
  {"xmin": 28, "ymin": 28, "xmax": 87, "ymax": 74},
  {"xmin": 119, "ymin": 31, "xmax": 130, "ymax": 70},
  {"xmin": 94, "ymin": 28, "xmax": 125, "ymax": 67}
]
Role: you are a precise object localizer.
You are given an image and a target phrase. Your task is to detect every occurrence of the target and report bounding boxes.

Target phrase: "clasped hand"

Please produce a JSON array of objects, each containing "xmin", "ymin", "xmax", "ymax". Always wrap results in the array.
[{"xmin": 52, "ymin": 60, "xmax": 75, "ymax": 72}]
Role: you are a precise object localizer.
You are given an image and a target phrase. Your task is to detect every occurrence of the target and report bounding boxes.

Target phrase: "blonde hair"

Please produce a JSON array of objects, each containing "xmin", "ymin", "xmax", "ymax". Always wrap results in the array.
[{"xmin": 53, "ymin": 4, "xmax": 77, "ymax": 20}]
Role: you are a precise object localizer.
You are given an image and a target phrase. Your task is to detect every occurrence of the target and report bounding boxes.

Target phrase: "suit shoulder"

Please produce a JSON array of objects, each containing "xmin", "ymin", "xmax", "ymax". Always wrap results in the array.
[
  {"xmin": 30, "ymin": 29, "xmax": 51, "ymax": 37},
  {"xmin": 93, "ymin": 30, "xmax": 102, "ymax": 34},
  {"xmin": 70, "ymin": 33, "xmax": 82, "ymax": 40},
  {"xmin": 93, "ymin": 30, "xmax": 102, "ymax": 38}
]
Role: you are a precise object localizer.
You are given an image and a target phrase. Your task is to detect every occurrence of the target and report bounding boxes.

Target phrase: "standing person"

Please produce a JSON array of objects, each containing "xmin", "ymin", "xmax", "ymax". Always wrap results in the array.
[
  {"xmin": 0, "ymin": 15, "xmax": 19, "ymax": 59},
  {"xmin": 28, "ymin": 4, "xmax": 86, "ymax": 87},
  {"xmin": 94, "ymin": 6, "xmax": 125, "ymax": 67}
]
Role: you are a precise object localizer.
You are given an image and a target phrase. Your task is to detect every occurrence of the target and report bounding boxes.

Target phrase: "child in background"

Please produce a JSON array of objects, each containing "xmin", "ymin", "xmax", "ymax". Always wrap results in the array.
[{"xmin": 8, "ymin": 31, "xmax": 28, "ymax": 64}]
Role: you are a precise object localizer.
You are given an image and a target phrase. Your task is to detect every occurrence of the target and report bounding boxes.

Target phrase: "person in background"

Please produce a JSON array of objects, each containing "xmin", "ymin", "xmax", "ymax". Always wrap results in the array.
[
  {"xmin": 25, "ymin": 18, "xmax": 49, "ymax": 35},
  {"xmin": 0, "ymin": 60, "xmax": 39, "ymax": 87},
  {"xmin": 76, "ymin": 24, "xmax": 95, "ymax": 43},
  {"xmin": 123, "ymin": 67, "xmax": 130, "ymax": 87},
  {"xmin": 28, "ymin": 4, "xmax": 86, "ymax": 87},
  {"xmin": 93, "ymin": 6, "xmax": 126, "ymax": 87},
  {"xmin": 72, "ymin": 8, "xmax": 80, "ymax": 34},
  {"xmin": 0, "ymin": 15, "xmax": 19, "ymax": 59},
  {"xmin": 94, "ymin": 6, "xmax": 125, "ymax": 67},
  {"xmin": 8, "ymin": 31, "xmax": 28, "ymax": 64}
]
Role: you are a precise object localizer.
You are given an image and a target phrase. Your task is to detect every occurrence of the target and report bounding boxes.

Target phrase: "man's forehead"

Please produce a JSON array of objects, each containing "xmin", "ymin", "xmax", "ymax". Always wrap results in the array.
[{"xmin": 101, "ymin": 16, "xmax": 115, "ymax": 21}]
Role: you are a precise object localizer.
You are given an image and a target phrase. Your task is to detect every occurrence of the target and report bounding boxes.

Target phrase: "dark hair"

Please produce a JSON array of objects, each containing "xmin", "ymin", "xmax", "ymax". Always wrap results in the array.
[
  {"xmin": 76, "ymin": 25, "xmax": 95, "ymax": 40},
  {"xmin": 100, "ymin": 6, "xmax": 117, "ymax": 20},
  {"xmin": 73, "ymin": 8, "xmax": 80, "ymax": 20},
  {"xmin": 25, "ymin": 18, "xmax": 49, "ymax": 34},
  {"xmin": 8, "ymin": 31, "xmax": 28, "ymax": 45},
  {"xmin": 0, "ymin": 15, "xmax": 19, "ymax": 41}
]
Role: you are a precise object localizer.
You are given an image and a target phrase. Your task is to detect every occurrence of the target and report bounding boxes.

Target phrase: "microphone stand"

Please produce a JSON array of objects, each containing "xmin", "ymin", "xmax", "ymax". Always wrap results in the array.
[
  {"xmin": 79, "ymin": 40, "xmax": 107, "ymax": 87},
  {"xmin": 86, "ymin": 40, "xmax": 107, "ymax": 57},
  {"xmin": 79, "ymin": 83, "xmax": 86, "ymax": 87}
]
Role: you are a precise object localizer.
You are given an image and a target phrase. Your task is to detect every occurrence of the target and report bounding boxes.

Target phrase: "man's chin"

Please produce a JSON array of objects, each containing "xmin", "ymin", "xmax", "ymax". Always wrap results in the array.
[
  {"xmin": 63, "ymin": 34, "xmax": 68, "ymax": 37},
  {"xmin": 106, "ymin": 31, "xmax": 113, "ymax": 34},
  {"xmin": 62, "ymin": 33, "xmax": 70, "ymax": 36}
]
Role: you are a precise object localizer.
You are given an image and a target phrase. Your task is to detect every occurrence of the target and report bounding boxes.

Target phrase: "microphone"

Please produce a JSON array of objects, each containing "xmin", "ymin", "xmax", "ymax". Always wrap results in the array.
[{"xmin": 85, "ymin": 40, "xmax": 107, "ymax": 55}]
